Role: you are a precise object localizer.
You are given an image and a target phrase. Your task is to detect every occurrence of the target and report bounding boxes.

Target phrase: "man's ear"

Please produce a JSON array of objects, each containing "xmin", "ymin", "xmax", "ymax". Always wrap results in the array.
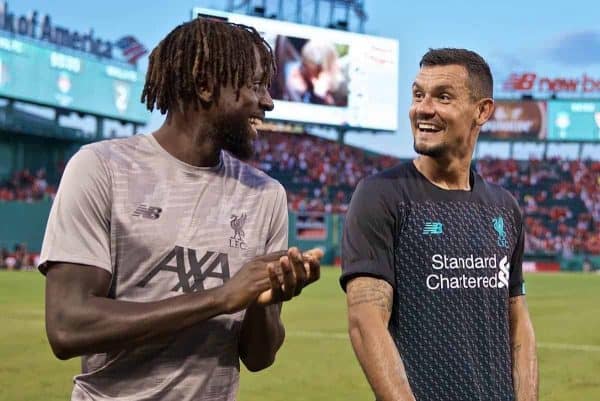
[{"xmin": 475, "ymin": 98, "xmax": 494, "ymax": 127}]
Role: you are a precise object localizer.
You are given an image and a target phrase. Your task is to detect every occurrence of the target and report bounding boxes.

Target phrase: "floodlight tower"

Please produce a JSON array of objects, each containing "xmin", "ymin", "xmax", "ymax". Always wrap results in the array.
[{"xmin": 225, "ymin": 0, "xmax": 367, "ymax": 33}]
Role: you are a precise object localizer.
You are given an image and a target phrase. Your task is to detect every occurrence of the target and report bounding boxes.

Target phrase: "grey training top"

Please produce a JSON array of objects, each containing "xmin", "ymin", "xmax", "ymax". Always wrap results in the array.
[{"xmin": 40, "ymin": 134, "xmax": 288, "ymax": 401}]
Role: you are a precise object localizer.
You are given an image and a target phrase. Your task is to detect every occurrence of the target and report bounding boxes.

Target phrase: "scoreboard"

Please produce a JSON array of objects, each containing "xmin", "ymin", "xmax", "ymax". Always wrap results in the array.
[
  {"xmin": 0, "ymin": 31, "xmax": 149, "ymax": 124},
  {"xmin": 481, "ymin": 100, "xmax": 546, "ymax": 140},
  {"xmin": 547, "ymin": 101, "xmax": 600, "ymax": 141},
  {"xmin": 192, "ymin": 8, "xmax": 399, "ymax": 132},
  {"xmin": 481, "ymin": 99, "xmax": 600, "ymax": 142}
]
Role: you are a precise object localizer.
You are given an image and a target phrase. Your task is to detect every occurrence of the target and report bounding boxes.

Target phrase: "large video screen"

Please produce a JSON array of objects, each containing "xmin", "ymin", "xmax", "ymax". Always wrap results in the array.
[
  {"xmin": 547, "ymin": 101, "xmax": 600, "ymax": 141},
  {"xmin": 192, "ymin": 8, "xmax": 399, "ymax": 132},
  {"xmin": 480, "ymin": 100, "xmax": 547, "ymax": 140},
  {"xmin": 0, "ymin": 32, "xmax": 149, "ymax": 124}
]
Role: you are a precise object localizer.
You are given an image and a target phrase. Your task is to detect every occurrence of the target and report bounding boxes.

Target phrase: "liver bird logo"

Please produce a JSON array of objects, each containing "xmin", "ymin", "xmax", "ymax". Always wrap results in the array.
[
  {"xmin": 493, "ymin": 216, "xmax": 509, "ymax": 248},
  {"xmin": 230, "ymin": 213, "xmax": 247, "ymax": 241}
]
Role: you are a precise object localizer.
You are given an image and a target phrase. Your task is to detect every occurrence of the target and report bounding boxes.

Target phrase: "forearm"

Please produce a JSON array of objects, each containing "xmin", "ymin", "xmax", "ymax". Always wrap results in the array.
[
  {"xmin": 349, "ymin": 318, "xmax": 416, "ymax": 401},
  {"xmin": 345, "ymin": 277, "xmax": 413, "ymax": 401},
  {"xmin": 238, "ymin": 302, "xmax": 285, "ymax": 371},
  {"xmin": 509, "ymin": 296, "xmax": 539, "ymax": 401},
  {"xmin": 62, "ymin": 290, "xmax": 225, "ymax": 356},
  {"xmin": 511, "ymin": 319, "xmax": 538, "ymax": 401},
  {"xmin": 47, "ymin": 286, "xmax": 229, "ymax": 359},
  {"xmin": 45, "ymin": 251, "xmax": 287, "ymax": 360}
]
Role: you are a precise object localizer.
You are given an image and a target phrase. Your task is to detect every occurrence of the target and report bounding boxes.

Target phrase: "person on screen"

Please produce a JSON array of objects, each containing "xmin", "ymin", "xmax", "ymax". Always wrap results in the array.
[
  {"xmin": 38, "ymin": 17, "xmax": 322, "ymax": 401},
  {"xmin": 285, "ymin": 40, "xmax": 348, "ymax": 106},
  {"xmin": 340, "ymin": 48, "xmax": 538, "ymax": 401}
]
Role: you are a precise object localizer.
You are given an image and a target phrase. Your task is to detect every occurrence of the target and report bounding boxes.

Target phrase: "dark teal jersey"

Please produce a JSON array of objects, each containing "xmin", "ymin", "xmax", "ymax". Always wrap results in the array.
[{"xmin": 341, "ymin": 161, "xmax": 525, "ymax": 401}]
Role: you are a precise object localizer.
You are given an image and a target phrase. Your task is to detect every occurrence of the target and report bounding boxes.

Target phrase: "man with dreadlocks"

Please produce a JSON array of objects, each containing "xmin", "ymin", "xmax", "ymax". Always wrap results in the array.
[{"xmin": 39, "ymin": 18, "xmax": 322, "ymax": 401}]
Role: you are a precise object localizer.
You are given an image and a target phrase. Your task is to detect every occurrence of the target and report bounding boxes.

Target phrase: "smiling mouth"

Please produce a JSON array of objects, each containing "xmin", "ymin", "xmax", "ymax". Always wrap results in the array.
[
  {"xmin": 417, "ymin": 122, "xmax": 443, "ymax": 134},
  {"xmin": 248, "ymin": 117, "xmax": 264, "ymax": 138},
  {"xmin": 249, "ymin": 117, "xmax": 263, "ymax": 127}
]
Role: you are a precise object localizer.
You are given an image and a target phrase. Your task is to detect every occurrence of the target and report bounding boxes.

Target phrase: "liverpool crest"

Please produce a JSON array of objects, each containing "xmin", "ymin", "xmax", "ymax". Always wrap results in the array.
[{"xmin": 230, "ymin": 213, "xmax": 248, "ymax": 249}]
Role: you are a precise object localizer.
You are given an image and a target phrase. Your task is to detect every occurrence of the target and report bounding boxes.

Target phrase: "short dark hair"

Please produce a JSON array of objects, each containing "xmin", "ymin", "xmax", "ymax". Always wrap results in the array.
[
  {"xmin": 419, "ymin": 48, "xmax": 493, "ymax": 100},
  {"xmin": 141, "ymin": 18, "xmax": 275, "ymax": 114}
]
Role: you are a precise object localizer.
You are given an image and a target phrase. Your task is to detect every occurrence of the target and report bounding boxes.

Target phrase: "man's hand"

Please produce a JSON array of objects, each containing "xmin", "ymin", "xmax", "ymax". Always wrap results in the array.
[
  {"xmin": 238, "ymin": 248, "xmax": 322, "ymax": 370},
  {"xmin": 219, "ymin": 250, "xmax": 288, "ymax": 313},
  {"xmin": 256, "ymin": 247, "xmax": 322, "ymax": 305}
]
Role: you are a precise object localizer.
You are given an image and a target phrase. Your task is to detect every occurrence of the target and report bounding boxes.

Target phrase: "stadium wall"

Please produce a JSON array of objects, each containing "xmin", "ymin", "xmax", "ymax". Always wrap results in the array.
[
  {"xmin": 0, "ymin": 131, "xmax": 81, "ymax": 182},
  {"xmin": 288, "ymin": 213, "xmax": 343, "ymax": 265},
  {"xmin": 0, "ymin": 199, "xmax": 51, "ymax": 252}
]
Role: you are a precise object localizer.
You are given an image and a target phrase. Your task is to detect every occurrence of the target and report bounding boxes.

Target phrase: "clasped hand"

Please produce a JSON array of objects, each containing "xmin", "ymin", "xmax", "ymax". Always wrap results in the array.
[
  {"xmin": 222, "ymin": 247, "xmax": 323, "ymax": 313},
  {"xmin": 256, "ymin": 247, "xmax": 322, "ymax": 305}
]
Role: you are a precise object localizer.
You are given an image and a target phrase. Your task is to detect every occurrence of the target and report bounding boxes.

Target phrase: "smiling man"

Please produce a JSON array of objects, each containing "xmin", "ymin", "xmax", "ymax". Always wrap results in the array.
[
  {"xmin": 39, "ymin": 18, "xmax": 322, "ymax": 401},
  {"xmin": 341, "ymin": 48, "xmax": 538, "ymax": 401}
]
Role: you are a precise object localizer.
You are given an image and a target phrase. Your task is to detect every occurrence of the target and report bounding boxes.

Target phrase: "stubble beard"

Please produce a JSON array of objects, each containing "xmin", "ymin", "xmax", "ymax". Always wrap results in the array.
[
  {"xmin": 413, "ymin": 139, "xmax": 447, "ymax": 159},
  {"xmin": 210, "ymin": 113, "xmax": 255, "ymax": 161}
]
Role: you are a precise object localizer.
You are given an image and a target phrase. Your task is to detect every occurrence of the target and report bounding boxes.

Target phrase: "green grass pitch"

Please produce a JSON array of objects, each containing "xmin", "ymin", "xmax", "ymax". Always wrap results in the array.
[{"xmin": 1, "ymin": 269, "xmax": 599, "ymax": 400}]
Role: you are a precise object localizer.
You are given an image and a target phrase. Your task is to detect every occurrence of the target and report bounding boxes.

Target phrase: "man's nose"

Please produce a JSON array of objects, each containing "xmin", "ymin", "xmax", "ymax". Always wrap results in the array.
[
  {"xmin": 415, "ymin": 94, "xmax": 435, "ymax": 116},
  {"xmin": 260, "ymin": 88, "xmax": 274, "ymax": 111}
]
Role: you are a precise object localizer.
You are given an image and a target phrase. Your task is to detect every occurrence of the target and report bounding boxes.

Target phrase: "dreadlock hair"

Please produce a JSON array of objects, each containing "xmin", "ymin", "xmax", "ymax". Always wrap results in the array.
[{"xmin": 141, "ymin": 17, "xmax": 276, "ymax": 115}]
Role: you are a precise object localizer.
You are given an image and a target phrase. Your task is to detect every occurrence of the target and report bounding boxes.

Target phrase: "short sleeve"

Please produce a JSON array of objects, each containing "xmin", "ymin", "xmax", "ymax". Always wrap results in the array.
[
  {"xmin": 509, "ymin": 211, "xmax": 525, "ymax": 297},
  {"xmin": 265, "ymin": 183, "xmax": 288, "ymax": 253},
  {"xmin": 38, "ymin": 148, "xmax": 112, "ymax": 275},
  {"xmin": 340, "ymin": 178, "xmax": 396, "ymax": 291}
]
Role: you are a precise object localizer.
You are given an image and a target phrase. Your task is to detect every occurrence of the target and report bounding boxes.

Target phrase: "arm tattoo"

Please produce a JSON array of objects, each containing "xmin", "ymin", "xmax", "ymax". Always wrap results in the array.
[
  {"xmin": 347, "ymin": 278, "xmax": 393, "ymax": 313},
  {"xmin": 512, "ymin": 343, "xmax": 522, "ymax": 393}
]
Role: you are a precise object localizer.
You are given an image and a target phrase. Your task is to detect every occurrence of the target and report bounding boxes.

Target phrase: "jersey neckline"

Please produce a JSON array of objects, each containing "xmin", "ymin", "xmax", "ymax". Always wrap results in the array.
[
  {"xmin": 409, "ymin": 160, "xmax": 478, "ymax": 201},
  {"xmin": 145, "ymin": 133, "xmax": 225, "ymax": 174}
]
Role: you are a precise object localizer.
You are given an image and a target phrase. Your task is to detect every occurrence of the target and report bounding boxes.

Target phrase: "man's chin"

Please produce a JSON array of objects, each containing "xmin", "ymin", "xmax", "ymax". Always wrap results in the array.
[
  {"xmin": 223, "ymin": 137, "xmax": 255, "ymax": 160},
  {"xmin": 216, "ymin": 121, "xmax": 255, "ymax": 160},
  {"xmin": 414, "ymin": 142, "xmax": 446, "ymax": 158}
]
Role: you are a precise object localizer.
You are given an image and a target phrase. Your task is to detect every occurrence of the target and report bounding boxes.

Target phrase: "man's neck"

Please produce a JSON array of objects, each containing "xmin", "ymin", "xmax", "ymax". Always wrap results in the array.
[
  {"xmin": 152, "ymin": 111, "xmax": 221, "ymax": 168},
  {"xmin": 413, "ymin": 155, "xmax": 472, "ymax": 191}
]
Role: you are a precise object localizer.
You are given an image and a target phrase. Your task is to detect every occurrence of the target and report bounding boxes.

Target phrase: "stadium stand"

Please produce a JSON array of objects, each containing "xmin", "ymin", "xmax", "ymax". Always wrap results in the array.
[
  {"xmin": 0, "ymin": 243, "xmax": 37, "ymax": 271},
  {"xmin": 0, "ymin": 167, "xmax": 57, "ymax": 202},
  {"xmin": 251, "ymin": 131, "xmax": 397, "ymax": 213},
  {"xmin": 476, "ymin": 158, "xmax": 600, "ymax": 257},
  {"xmin": 252, "ymin": 132, "xmax": 600, "ymax": 259},
  {"xmin": 251, "ymin": 132, "xmax": 599, "ymax": 258},
  {"xmin": 1, "ymin": 130, "xmax": 599, "ymax": 270}
]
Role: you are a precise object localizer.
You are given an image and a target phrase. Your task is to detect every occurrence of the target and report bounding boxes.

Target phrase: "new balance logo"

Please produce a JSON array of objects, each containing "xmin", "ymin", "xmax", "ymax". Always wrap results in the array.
[
  {"xmin": 503, "ymin": 73, "xmax": 536, "ymax": 91},
  {"xmin": 133, "ymin": 204, "xmax": 162, "ymax": 219},
  {"xmin": 423, "ymin": 222, "xmax": 443, "ymax": 235}
]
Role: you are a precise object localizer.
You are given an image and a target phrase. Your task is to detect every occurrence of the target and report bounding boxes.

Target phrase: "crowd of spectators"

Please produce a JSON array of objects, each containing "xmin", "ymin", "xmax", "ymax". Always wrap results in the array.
[
  {"xmin": 477, "ymin": 158, "xmax": 600, "ymax": 255},
  {"xmin": 252, "ymin": 132, "xmax": 599, "ymax": 256},
  {"xmin": 0, "ymin": 244, "xmax": 37, "ymax": 271},
  {"xmin": 1, "ymin": 132, "xmax": 598, "ymax": 257},
  {"xmin": 251, "ymin": 132, "xmax": 397, "ymax": 213},
  {"xmin": 0, "ymin": 168, "xmax": 56, "ymax": 202}
]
